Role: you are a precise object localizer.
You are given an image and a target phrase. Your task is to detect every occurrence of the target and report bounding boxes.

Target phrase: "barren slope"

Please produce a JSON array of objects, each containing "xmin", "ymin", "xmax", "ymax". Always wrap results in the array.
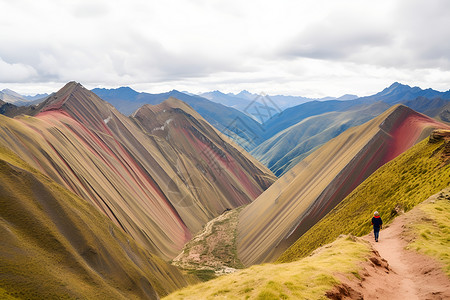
[
  {"xmin": 237, "ymin": 105, "xmax": 450, "ymax": 266},
  {"xmin": 0, "ymin": 82, "xmax": 275, "ymax": 260}
]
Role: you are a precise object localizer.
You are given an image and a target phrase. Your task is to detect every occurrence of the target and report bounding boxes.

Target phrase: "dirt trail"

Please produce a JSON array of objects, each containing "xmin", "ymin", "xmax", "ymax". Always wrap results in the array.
[{"xmin": 357, "ymin": 199, "xmax": 450, "ymax": 299}]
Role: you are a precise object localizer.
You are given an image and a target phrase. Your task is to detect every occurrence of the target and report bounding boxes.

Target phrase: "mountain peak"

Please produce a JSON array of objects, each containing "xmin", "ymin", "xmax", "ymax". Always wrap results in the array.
[
  {"xmin": 1, "ymin": 88, "xmax": 23, "ymax": 98},
  {"xmin": 386, "ymin": 82, "xmax": 413, "ymax": 91}
]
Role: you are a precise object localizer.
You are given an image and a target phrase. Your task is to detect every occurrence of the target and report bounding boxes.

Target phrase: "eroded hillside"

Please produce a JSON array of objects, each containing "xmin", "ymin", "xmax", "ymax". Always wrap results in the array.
[
  {"xmin": 0, "ymin": 82, "xmax": 275, "ymax": 260},
  {"xmin": 0, "ymin": 146, "xmax": 195, "ymax": 299}
]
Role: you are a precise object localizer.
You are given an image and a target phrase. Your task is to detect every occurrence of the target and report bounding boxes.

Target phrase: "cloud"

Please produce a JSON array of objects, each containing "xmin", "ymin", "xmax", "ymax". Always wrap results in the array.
[
  {"xmin": 280, "ymin": 16, "xmax": 392, "ymax": 61},
  {"xmin": 393, "ymin": 0, "xmax": 450, "ymax": 70},
  {"xmin": 0, "ymin": 57, "xmax": 37, "ymax": 82},
  {"xmin": 71, "ymin": 1, "xmax": 111, "ymax": 18},
  {"xmin": 278, "ymin": 0, "xmax": 450, "ymax": 71},
  {"xmin": 0, "ymin": 0, "xmax": 449, "ymax": 96}
]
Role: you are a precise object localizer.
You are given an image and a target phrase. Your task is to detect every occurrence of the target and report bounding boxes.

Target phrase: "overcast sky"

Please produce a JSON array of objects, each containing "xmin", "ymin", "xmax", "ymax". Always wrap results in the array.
[{"xmin": 1, "ymin": 0, "xmax": 449, "ymax": 97}]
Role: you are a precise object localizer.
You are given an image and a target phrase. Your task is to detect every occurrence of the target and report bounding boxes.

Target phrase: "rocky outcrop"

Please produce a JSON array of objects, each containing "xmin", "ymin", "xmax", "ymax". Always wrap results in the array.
[{"xmin": 429, "ymin": 129, "xmax": 450, "ymax": 164}]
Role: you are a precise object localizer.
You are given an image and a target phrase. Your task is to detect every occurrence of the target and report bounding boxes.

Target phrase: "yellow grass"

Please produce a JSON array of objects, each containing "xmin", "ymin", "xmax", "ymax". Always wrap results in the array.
[
  {"xmin": 406, "ymin": 195, "xmax": 450, "ymax": 276},
  {"xmin": 278, "ymin": 138, "xmax": 450, "ymax": 263},
  {"xmin": 164, "ymin": 235, "xmax": 370, "ymax": 300}
]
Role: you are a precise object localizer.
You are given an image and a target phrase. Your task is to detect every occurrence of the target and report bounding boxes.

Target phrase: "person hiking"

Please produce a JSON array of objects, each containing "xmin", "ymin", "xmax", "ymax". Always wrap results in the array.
[{"xmin": 372, "ymin": 211, "xmax": 383, "ymax": 242}]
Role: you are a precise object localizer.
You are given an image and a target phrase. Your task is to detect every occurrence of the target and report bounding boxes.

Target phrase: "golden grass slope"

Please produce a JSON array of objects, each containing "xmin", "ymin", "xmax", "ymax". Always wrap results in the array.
[
  {"xmin": 278, "ymin": 135, "xmax": 450, "ymax": 263},
  {"xmin": 237, "ymin": 105, "xmax": 450, "ymax": 266},
  {"xmin": 164, "ymin": 235, "xmax": 370, "ymax": 300},
  {"xmin": 405, "ymin": 189, "xmax": 450, "ymax": 276},
  {"xmin": 0, "ymin": 146, "xmax": 195, "ymax": 299},
  {"xmin": 0, "ymin": 82, "xmax": 275, "ymax": 259}
]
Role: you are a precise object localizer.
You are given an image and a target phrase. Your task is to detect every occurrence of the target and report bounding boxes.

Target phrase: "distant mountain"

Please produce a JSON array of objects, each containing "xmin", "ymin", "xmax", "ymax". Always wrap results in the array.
[
  {"xmin": 359, "ymin": 82, "xmax": 450, "ymax": 104},
  {"xmin": 0, "ymin": 89, "xmax": 25, "ymax": 104},
  {"xmin": 250, "ymin": 83, "xmax": 450, "ymax": 175},
  {"xmin": 23, "ymin": 93, "xmax": 49, "ymax": 101},
  {"xmin": 0, "ymin": 94, "xmax": 52, "ymax": 117},
  {"xmin": 252, "ymin": 102, "xmax": 391, "ymax": 176},
  {"xmin": 199, "ymin": 90, "xmax": 252, "ymax": 111},
  {"xmin": 237, "ymin": 105, "xmax": 450, "ymax": 266},
  {"xmin": 0, "ymin": 88, "xmax": 48, "ymax": 106},
  {"xmin": 337, "ymin": 94, "xmax": 358, "ymax": 100},
  {"xmin": 261, "ymin": 99, "xmax": 364, "ymax": 141},
  {"xmin": 203, "ymin": 90, "xmax": 358, "ymax": 112},
  {"xmin": 92, "ymin": 87, "xmax": 265, "ymax": 150},
  {"xmin": 261, "ymin": 83, "xmax": 449, "ymax": 142},
  {"xmin": 402, "ymin": 96, "xmax": 450, "ymax": 123}
]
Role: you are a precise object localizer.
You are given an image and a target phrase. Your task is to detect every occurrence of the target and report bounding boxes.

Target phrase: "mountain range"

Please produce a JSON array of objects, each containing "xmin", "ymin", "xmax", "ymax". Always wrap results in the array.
[
  {"xmin": 0, "ymin": 88, "xmax": 48, "ymax": 105},
  {"xmin": 92, "ymin": 87, "xmax": 265, "ymax": 151},
  {"xmin": 1, "ymin": 81, "xmax": 450, "ymax": 298},
  {"xmin": 0, "ymin": 82, "xmax": 275, "ymax": 298},
  {"xmin": 249, "ymin": 83, "xmax": 450, "ymax": 175},
  {"xmin": 92, "ymin": 83, "xmax": 450, "ymax": 177},
  {"xmin": 199, "ymin": 90, "xmax": 358, "ymax": 112}
]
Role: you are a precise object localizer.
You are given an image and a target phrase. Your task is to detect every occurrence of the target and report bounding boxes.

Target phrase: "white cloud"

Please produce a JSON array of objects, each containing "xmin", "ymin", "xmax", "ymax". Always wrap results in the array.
[
  {"xmin": 0, "ymin": 0, "xmax": 449, "ymax": 96},
  {"xmin": 0, "ymin": 57, "xmax": 37, "ymax": 82}
]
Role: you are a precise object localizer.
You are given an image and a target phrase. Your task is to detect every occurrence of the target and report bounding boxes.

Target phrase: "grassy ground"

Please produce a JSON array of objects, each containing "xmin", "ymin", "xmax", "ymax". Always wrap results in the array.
[
  {"xmin": 164, "ymin": 235, "xmax": 370, "ymax": 300},
  {"xmin": 278, "ymin": 137, "xmax": 450, "ymax": 263},
  {"xmin": 406, "ymin": 193, "xmax": 450, "ymax": 276}
]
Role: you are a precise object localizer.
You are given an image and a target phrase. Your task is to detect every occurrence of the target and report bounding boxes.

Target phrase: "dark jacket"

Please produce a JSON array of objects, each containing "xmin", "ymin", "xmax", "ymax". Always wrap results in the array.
[{"xmin": 372, "ymin": 216, "xmax": 383, "ymax": 229}]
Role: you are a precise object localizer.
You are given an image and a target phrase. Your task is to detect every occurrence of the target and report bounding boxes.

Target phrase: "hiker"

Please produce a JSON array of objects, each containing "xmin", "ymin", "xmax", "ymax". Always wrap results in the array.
[{"xmin": 372, "ymin": 211, "xmax": 383, "ymax": 242}]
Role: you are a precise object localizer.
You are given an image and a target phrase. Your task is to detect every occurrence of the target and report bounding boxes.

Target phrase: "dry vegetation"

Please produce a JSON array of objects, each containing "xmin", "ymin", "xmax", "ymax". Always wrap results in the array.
[
  {"xmin": 405, "ymin": 190, "xmax": 450, "ymax": 275},
  {"xmin": 164, "ymin": 235, "xmax": 370, "ymax": 300}
]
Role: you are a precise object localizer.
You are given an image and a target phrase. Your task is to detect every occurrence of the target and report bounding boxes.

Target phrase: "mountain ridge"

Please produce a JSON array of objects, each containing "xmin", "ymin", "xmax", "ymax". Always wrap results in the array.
[
  {"xmin": 0, "ymin": 81, "xmax": 275, "ymax": 261},
  {"xmin": 237, "ymin": 104, "xmax": 450, "ymax": 266}
]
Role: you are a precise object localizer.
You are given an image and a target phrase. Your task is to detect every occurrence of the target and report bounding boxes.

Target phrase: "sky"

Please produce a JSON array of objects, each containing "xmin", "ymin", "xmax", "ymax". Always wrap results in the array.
[{"xmin": 1, "ymin": 0, "xmax": 450, "ymax": 98}]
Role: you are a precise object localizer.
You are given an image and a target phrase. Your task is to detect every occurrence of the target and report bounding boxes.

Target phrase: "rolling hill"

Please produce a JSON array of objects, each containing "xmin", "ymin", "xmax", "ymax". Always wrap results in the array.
[
  {"xmin": 236, "ymin": 105, "xmax": 450, "ymax": 266},
  {"xmin": 0, "ymin": 82, "xmax": 275, "ymax": 261}
]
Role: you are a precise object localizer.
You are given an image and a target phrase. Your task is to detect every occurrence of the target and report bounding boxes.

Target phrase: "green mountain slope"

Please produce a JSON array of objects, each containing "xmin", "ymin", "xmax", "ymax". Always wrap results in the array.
[
  {"xmin": 0, "ymin": 146, "xmax": 195, "ymax": 299},
  {"xmin": 278, "ymin": 130, "xmax": 450, "ymax": 263}
]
